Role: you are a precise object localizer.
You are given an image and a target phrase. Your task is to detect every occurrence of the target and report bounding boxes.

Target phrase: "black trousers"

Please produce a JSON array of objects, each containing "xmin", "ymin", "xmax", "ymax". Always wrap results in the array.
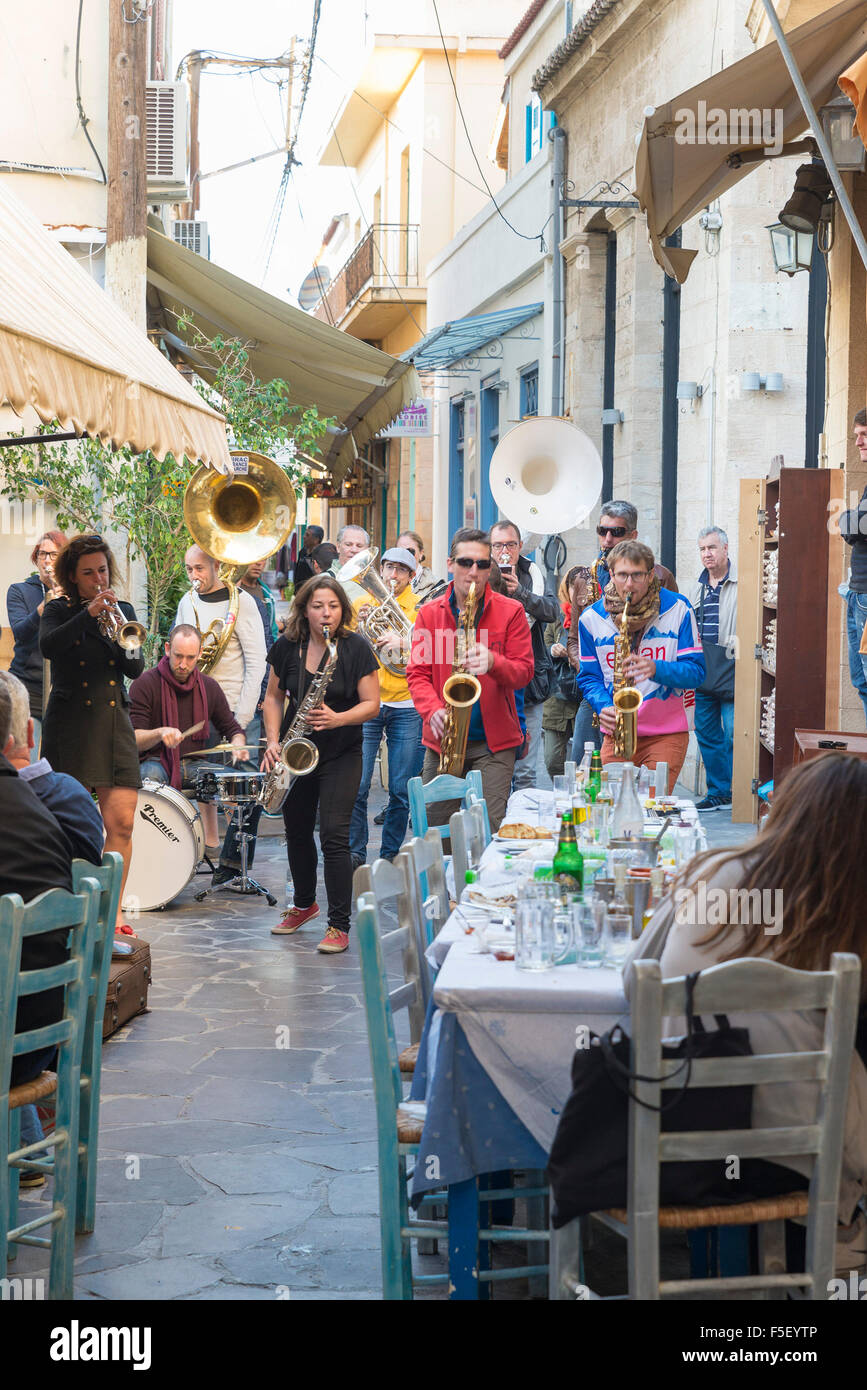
[{"xmin": 282, "ymin": 750, "xmax": 362, "ymax": 932}]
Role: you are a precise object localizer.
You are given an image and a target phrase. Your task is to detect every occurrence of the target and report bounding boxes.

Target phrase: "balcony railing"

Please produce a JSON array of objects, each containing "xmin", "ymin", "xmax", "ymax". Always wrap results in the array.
[{"xmin": 314, "ymin": 223, "xmax": 419, "ymax": 324}]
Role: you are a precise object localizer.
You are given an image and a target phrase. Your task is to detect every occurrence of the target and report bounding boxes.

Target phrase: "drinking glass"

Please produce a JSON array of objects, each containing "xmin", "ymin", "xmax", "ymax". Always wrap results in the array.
[
  {"xmin": 515, "ymin": 898, "xmax": 574, "ymax": 971},
  {"xmin": 564, "ymin": 760, "xmax": 577, "ymax": 796},
  {"xmin": 552, "ymin": 775, "xmax": 571, "ymax": 818},
  {"xmin": 673, "ymin": 822, "xmax": 697, "ymax": 871},
  {"xmin": 576, "ymin": 899, "xmax": 605, "ymax": 968},
  {"xmin": 604, "ymin": 911, "xmax": 632, "ymax": 966},
  {"xmin": 590, "ymin": 801, "xmax": 609, "ymax": 844}
]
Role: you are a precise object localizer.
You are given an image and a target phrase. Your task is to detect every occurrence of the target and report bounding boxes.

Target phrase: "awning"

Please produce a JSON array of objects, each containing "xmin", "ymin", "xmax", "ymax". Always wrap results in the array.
[
  {"xmin": 403, "ymin": 303, "xmax": 543, "ymax": 370},
  {"xmin": 0, "ymin": 181, "xmax": 231, "ymax": 470},
  {"xmin": 635, "ymin": 0, "xmax": 867, "ymax": 282},
  {"xmin": 146, "ymin": 227, "xmax": 421, "ymax": 485}
]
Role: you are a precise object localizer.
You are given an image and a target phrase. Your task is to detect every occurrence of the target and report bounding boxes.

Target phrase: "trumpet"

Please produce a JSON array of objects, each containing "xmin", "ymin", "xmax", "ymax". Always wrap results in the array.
[{"xmin": 95, "ymin": 587, "xmax": 147, "ymax": 655}]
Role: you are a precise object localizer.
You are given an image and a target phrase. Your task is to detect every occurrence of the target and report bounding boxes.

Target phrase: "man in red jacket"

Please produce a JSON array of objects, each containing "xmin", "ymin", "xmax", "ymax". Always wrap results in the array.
[{"xmin": 407, "ymin": 528, "xmax": 534, "ymax": 832}]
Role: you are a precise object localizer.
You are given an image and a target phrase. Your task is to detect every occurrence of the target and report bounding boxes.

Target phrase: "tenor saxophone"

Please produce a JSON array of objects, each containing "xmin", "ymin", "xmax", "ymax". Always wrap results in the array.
[
  {"xmin": 612, "ymin": 596, "xmax": 643, "ymax": 760},
  {"xmin": 438, "ymin": 582, "xmax": 482, "ymax": 776},
  {"xmin": 258, "ymin": 625, "xmax": 339, "ymax": 814}
]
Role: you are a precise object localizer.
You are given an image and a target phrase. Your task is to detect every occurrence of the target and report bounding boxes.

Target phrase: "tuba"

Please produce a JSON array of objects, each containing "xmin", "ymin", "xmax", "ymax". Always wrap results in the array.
[
  {"xmin": 612, "ymin": 596, "xmax": 643, "ymax": 760},
  {"xmin": 183, "ymin": 451, "xmax": 296, "ymax": 673},
  {"xmin": 336, "ymin": 547, "xmax": 414, "ymax": 678},
  {"xmin": 489, "ymin": 417, "xmax": 603, "ymax": 536},
  {"xmin": 438, "ymin": 581, "xmax": 482, "ymax": 776}
]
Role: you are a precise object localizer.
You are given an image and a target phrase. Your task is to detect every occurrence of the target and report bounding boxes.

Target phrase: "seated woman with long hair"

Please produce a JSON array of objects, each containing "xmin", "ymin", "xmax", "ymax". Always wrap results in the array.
[{"xmin": 625, "ymin": 753, "xmax": 867, "ymax": 1268}]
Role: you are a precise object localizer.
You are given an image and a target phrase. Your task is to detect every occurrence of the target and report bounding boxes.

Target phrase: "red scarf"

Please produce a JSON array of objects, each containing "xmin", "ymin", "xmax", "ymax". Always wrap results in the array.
[
  {"xmin": 157, "ymin": 655, "xmax": 209, "ymax": 789},
  {"xmin": 560, "ymin": 600, "xmax": 571, "ymax": 629}
]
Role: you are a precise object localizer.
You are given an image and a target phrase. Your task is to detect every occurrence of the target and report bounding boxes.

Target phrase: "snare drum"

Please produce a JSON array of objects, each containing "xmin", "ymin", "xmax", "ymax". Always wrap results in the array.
[
  {"xmin": 122, "ymin": 780, "xmax": 205, "ymax": 912},
  {"xmin": 213, "ymin": 770, "xmax": 266, "ymax": 804}
]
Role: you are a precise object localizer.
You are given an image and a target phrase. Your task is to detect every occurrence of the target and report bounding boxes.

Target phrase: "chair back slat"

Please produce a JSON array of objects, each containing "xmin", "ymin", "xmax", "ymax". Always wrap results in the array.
[
  {"xmin": 389, "ymin": 983, "xmax": 417, "ymax": 1013},
  {"xmin": 465, "ymin": 792, "xmax": 491, "ymax": 846},
  {"xmin": 626, "ymin": 952, "xmax": 861, "ymax": 1300},
  {"xmin": 660, "ymin": 1052, "xmax": 827, "ymax": 1088},
  {"xmin": 356, "ymin": 892, "xmax": 408, "ymax": 1125},
  {"xmin": 449, "ymin": 803, "xmax": 488, "ymax": 894},
  {"xmin": 407, "ymin": 769, "xmax": 484, "ymax": 840},
  {"xmin": 354, "ymin": 855, "xmax": 427, "ymax": 1038}
]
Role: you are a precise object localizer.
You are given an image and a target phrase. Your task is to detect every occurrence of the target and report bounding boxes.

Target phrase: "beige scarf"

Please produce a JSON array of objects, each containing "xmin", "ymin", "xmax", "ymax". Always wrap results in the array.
[{"xmin": 603, "ymin": 573, "xmax": 661, "ymax": 635}]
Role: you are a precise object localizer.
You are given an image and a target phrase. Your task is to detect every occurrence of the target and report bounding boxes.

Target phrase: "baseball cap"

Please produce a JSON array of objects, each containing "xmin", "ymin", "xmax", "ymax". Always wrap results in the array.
[{"xmin": 381, "ymin": 546, "xmax": 418, "ymax": 573}]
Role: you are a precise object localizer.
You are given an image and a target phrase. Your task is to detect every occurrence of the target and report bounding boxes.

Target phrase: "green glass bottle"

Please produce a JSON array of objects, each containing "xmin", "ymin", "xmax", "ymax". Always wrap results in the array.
[
  {"xmin": 587, "ymin": 750, "xmax": 603, "ymax": 803},
  {"xmin": 553, "ymin": 811, "xmax": 583, "ymax": 893}
]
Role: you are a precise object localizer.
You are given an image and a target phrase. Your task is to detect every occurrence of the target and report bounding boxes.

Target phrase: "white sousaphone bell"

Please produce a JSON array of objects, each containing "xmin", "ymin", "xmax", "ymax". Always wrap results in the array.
[{"xmin": 488, "ymin": 416, "xmax": 603, "ymax": 539}]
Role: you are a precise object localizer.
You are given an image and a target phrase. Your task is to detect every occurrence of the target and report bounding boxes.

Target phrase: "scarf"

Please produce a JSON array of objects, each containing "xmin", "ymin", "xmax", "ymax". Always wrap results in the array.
[
  {"xmin": 157, "ymin": 655, "xmax": 209, "ymax": 789},
  {"xmin": 603, "ymin": 573, "xmax": 661, "ymax": 637}
]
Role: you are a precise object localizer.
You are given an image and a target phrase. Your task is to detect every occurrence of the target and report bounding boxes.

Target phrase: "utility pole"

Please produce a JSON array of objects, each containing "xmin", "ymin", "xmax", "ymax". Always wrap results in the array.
[{"xmin": 106, "ymin": 0, "xmax": 148, "ymax": 330}]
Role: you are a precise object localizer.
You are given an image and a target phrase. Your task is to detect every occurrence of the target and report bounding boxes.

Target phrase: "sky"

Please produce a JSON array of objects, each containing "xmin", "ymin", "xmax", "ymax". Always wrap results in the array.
[{"xmin": 170, "ymin": 1, "xmax": 368, "ymax": 304}]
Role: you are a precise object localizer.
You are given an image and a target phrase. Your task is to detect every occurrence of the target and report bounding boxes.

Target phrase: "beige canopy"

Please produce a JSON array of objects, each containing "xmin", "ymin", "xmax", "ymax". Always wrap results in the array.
[
  {"xmin": 635, "ymin": 0, "xmax": 867, "ymax": 282},
  {"xmin": 0, "ymin": 180, "xmax": 231, "ymax": 470},
  {"xmin": 146, "ymin": 227, "xmax": 421, "ymax": 485}
]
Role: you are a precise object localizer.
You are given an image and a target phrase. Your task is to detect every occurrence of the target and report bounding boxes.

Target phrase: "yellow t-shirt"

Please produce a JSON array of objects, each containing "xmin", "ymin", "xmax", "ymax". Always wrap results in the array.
[{"xmin": 352, "ymin": 581, "xmax": 418, "ymax": 704}]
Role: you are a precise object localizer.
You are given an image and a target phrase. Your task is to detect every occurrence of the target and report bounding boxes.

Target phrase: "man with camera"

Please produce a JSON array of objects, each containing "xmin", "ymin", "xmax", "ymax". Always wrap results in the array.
[{"xmin": 490, "ymin": 520, "xmax": 559, "ymax": 789}]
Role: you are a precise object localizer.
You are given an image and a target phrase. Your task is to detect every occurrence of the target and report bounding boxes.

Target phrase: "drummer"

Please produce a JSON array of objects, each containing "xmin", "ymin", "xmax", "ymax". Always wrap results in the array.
[{"xmin": 129, "ymin": 624, "xmax": 257, "ymax": 882}]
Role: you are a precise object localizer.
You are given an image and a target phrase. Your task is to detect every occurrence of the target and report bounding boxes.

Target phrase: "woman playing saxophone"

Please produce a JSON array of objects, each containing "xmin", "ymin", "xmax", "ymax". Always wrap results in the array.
[{"xmin": 262, "ymin": 575, "xmax": 379, "ymax": 954}]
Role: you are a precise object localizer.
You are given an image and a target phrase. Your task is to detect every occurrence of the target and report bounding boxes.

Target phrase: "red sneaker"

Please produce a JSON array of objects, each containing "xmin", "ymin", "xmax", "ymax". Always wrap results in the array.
[
  {"xmin": 271, "ymin": 903, "xmax": 319, "ymax": 936},
  {"xmin": 317, "ymin": 927, "xmax": 349, "ymax": 954}
]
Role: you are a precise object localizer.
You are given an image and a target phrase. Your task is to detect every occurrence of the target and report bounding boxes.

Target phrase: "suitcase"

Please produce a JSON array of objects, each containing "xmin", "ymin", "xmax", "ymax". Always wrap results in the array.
[{"xmin": 102, "ymin": 938, "xmax": 152, "ymax": 1040}]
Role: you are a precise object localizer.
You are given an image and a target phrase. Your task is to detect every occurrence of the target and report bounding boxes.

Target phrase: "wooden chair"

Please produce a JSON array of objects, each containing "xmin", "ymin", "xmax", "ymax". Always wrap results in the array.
[
  {"xmin": 405, "ymin": 829, "xmax": 450, "ymax": 953},
  {"xmin": 7, "ymin": 854, "xmax": 123, "ymax": 1244},
  {"xmin": 465, "ymin": 788, "xmax": 492, "ymax": 845},
  {"xmin": 353, "ymin": 855, "xmax": 428, "ymax": 1073},
  {"xmin": 407, "ymin": 769, "xmax": 484, "ymax": 841},
  {"xmin": 1, "ymin": 879, "xmax": 102, "ymax": 1299},
  {"xmin": 449, "ymin": 802, "xmax": 490, "ymax": 894},
  {"xmin": 549, "ymin": 953, "xmax": 861, "ymax": 1300}
]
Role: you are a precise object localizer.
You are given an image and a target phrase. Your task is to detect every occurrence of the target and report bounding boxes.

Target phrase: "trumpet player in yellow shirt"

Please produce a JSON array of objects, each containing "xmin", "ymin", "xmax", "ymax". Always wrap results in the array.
[{"xmin": 348, "ymin": 546, "xmax": 422, "ymax": 869}]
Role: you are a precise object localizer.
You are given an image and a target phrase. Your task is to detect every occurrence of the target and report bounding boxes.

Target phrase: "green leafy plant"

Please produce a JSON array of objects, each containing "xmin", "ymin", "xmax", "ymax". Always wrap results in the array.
[{"xmin": 1, "ymin": 328, "xmax": 331, "ymax": 661}]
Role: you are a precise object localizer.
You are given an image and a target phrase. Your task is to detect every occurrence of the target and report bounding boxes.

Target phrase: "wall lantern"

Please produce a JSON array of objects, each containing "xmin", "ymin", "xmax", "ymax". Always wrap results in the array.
[
  {"xmin": 767, "ymin": 221, "xmax": 813, "ymax": 275},
  {"xmin": 818, "ymin": 94, "xmax": 866, "ymax": 173}
]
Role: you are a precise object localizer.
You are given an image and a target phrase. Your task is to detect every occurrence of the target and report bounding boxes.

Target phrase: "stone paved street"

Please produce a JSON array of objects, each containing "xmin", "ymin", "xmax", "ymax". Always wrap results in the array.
[{"xmin": 12, "ymin": 776, "xmax": 756, "ymax": 1301}]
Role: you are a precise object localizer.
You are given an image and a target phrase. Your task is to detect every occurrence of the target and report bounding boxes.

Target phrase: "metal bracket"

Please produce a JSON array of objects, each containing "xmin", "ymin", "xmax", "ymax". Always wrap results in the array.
[
  {"xmin": 560, "ymin": 199, "xmax": 639, "ymax": 209},
  {"xmin": 754, "ymin": 644, "xmax": 763, "ymax": 660},
  {"xmin": 757, "ymin": 507, "xmax": 767, "ymax": 526},
  {"xmin": 751, "ymin": 778, "xmax": 761, "ymax": 795}
]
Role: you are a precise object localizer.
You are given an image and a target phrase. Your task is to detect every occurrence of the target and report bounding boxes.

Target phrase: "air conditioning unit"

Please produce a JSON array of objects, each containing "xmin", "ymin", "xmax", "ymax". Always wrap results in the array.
[
  {"xmin": 171, "ymin": 219, "xmax": 210, "ymax": 258},
  {"xmin": 146, "ymin": 81, "xmax": 189, "ymax": 200}
]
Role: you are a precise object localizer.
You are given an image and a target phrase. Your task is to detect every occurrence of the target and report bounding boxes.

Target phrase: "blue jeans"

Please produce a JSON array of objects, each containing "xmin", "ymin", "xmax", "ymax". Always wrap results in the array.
[
  {"xmin": 847, "ymin": 591, "xmax": 867, "ymax": 726},
  {"xmin": 350, "ymin": 705, "xmax": 424, "ymax": 862},
  {"xmin": 570, "ymin": 698, "xmax": 602, "ymax": 763},
  {"xmin": 694, "ymin": 692, "xmax": 735, "ymax": 799}
]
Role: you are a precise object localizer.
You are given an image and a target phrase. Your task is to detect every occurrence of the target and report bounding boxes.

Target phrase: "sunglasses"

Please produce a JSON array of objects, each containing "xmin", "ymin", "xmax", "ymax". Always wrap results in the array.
[
  {"xmin": 597, "ymin": 525, "xmax": 628, "ymax": 538},
  {"xmin": 453, "ymin": 557, "xmax": 492, "ymax": 570}
]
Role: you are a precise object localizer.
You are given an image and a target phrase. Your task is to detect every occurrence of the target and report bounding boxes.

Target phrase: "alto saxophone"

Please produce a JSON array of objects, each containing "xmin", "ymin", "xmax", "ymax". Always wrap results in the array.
[
  {"xmin": 589, "ymin": 556, "xmax": 603, "ymax": 603},
  {"xmin": 612, "ymin": 596, "xmax": 643, "ymax": 760},
  {"xmin": 259, "ymin": 624, "xmax": 339, "ymax": 815},
  {"xmin": 438, "ymin": 582, "xmax": 482, "ymax": 776}
]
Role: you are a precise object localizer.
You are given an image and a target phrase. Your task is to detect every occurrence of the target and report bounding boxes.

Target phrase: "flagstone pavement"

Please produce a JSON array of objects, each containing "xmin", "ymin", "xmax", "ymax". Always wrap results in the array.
[{"xmin": 13, "ymin": 778, "xmax": 755, "ymax": 1301}]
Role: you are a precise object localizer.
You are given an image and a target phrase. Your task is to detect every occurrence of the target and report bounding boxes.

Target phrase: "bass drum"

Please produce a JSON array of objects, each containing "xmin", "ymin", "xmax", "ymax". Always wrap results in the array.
[{"xmin": 122, "ymin": 780, "xmax": 205, "ymax": 912}]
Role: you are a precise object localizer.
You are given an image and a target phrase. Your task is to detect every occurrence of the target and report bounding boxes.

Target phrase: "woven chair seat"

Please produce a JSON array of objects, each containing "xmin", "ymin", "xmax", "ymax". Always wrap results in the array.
[
  {"xmin": 396, "ymin": 1104, "xmax": 426, "ymax": 1144},
  {"xmin": 9, "ymin": 1071, "xmax": 57, "ymax": 1110},
  {"xmin": 606, "ymin": 1190, "xmax": 809, "ymax": 1230},
  {"xmin": 398, "ymin": 1043, "xmax": 419, "ymax": 1075}
]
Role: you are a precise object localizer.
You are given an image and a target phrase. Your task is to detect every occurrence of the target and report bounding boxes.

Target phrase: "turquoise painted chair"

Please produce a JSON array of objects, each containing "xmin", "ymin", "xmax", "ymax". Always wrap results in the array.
[
  {"xmin": 353, "ymin": 854, "xmax": 429, "ymax": 1051},
  {"xmin": 1, "ymin": 878, "xmax": 101, "ymax": 1299},
  {"xmin": 465, "ymin": 788, "xmax": 492, "ymax": 845},
  {"xmin": 449, "ymin": 802, "xmax": 491, "ymax": 894},
  {"xmin": 7, "ymin": 855, "xmax": 123, "ymax": 1241},
  {"xmin": 407, "ymin": 769, "xmax": 484, "ymax": 841},
  {"xmin": 405, "ymin": 830, "xmax": 451, "ymax": 952},
  {"xmin": 356, "ymin": 889, "xmax": 449, "ymax": 1300}
]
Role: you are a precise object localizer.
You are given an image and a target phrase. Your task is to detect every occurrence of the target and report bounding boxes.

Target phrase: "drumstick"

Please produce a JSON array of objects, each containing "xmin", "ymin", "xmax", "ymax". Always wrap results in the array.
[{"xmin": 179, "ymin": 720, "xmax": 206, "ymax": 740}]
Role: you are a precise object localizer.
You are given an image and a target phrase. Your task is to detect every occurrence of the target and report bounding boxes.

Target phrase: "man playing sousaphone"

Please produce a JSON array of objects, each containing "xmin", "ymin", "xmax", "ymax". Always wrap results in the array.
[
  {"xmin": 407, "ymin": 528, "xmax": 533, "ymax": 833},
  {"xmin": 575, "ymin": 540, "xmax": 704, "ymax": 792},
  {"xmin": 348, "ymin": 546, "xmax": 423, "ymax": 870}
]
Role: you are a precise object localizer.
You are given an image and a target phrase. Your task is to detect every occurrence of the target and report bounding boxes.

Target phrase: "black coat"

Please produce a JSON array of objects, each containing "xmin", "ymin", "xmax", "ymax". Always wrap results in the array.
[
  {"xmin": 7, "ymin": 573, "xmax": 48, "ymax": 715},
  {"xmin": 0, "ymin": 755, "xmax": 74, "ymax": 1084},
  {"xmin": 39, "ymin": 598, "xmax": 144, "ymax": 790},
  {"xmin": 514, "ymin": 555, "xmax": 559, "ymax": 705}
]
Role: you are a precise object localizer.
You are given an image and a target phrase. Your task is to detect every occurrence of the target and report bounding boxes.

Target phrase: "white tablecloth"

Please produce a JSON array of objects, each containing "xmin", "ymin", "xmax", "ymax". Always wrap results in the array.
[{"xmin": 426, "ymin": 784, "xmax": 701, "ymax": 1151}]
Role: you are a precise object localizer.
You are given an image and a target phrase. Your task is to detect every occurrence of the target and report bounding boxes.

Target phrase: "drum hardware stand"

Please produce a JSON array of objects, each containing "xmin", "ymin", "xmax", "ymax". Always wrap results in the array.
[{"xmin": 194, "ymin": 801, "xmax": 277, "ymax": 907}]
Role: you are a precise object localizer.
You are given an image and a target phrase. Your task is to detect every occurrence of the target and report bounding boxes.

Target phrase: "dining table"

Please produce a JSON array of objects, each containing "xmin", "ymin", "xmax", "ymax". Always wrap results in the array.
[{"xmin": 409, "ymin": 783, "xmax": 703, "ymax": 1297}]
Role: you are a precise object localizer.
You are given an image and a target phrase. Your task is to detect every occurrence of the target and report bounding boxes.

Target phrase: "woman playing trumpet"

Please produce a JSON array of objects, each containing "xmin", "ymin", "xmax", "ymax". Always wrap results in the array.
[{"xmin": 39, "ymin": 534, "xmax": 145, "ymax": 927}]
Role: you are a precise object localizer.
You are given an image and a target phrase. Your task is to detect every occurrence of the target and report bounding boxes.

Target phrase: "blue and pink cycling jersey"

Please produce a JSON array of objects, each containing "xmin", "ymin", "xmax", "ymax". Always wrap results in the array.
[{"xmin": 577, "ymin": 588, "xmax": 706, "ymax": 735}]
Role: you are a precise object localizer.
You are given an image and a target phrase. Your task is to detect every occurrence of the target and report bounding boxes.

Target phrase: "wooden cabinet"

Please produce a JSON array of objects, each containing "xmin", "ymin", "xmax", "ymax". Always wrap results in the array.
[{"xmin": 732, "ymin": 467, "xmax": 844, "ymax": 823}]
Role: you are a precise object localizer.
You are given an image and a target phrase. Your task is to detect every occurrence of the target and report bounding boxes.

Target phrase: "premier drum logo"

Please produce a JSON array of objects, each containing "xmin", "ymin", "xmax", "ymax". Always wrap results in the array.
[{"xmin": 139, "ymin": 802, "xmax": 180, "ymax": 844}]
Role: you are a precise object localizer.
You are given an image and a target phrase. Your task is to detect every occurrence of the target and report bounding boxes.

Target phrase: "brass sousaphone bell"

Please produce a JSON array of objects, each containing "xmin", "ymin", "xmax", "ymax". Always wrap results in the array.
[{"xmin": 183, "ymin": 451, "xmax": 297, "ymax": 672}]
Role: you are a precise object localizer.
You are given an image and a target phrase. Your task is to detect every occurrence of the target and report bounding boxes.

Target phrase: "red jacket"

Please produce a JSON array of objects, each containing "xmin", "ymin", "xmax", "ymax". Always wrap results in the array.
[{"xmin": 407, "ymin": 584, "xmax": 534, "ymax": 754}]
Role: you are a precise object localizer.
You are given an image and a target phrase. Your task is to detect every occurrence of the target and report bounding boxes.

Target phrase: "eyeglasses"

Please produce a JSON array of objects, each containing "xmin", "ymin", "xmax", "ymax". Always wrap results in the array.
[
  {"xmin": 613, "ymin": 570, "xmax": 649, "ymax": 582},
  {"xmin": 492, "ymin": 539, "xmax": 519, "ymax": 550},
  {"xmin": 453, "ymin": 557, "xmax": 492, "ymax": 569},
  {"xmin": 37, "ymin": 550, "xmax": 58, "ymax": 560},
  {"xmin": 597, "ymin": 525, "xmax": 628, "ymax": 538}
]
